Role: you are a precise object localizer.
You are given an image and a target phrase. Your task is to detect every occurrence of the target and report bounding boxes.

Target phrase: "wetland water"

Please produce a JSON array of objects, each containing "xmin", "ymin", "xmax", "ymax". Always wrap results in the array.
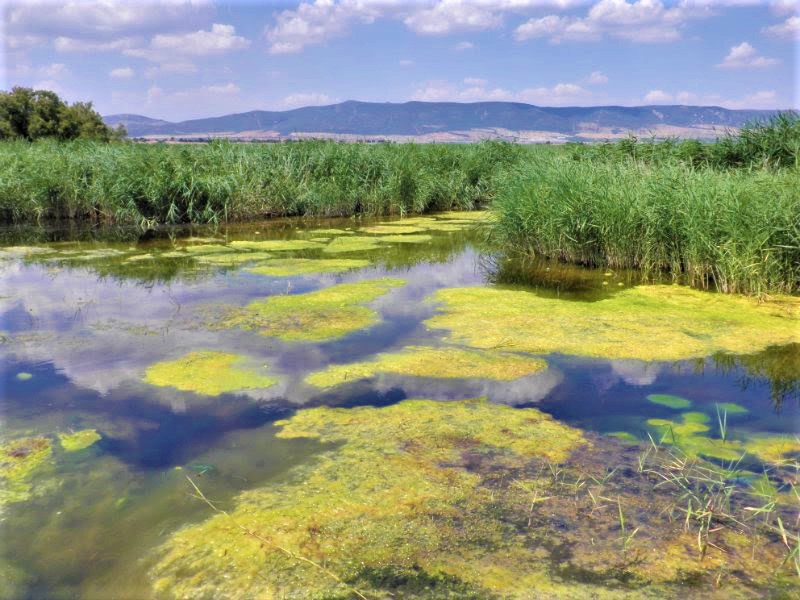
[{"xmin": 1, "ymin": 212, "xmax": 798, "ymax": 598}]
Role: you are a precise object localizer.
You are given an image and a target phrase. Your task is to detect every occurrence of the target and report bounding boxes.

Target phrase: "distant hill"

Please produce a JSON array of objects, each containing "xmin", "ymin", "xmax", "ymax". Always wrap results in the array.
[{"xmin": 104, "ymin": 100, "xmax": 779, "ymax": 142}]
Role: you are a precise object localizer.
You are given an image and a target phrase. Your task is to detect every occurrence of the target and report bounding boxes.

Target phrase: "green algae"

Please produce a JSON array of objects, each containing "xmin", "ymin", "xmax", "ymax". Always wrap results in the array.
[
  {"xmin": 15, "ymin": 372, "xmax": 32, "ymax": 381},
  {"xmin": 307, "ymin": 228, "xmax": 355, "ymax": 235},
  {"xmin": 426, "ymin": 284, "xmax": 800, "ymax": 361},
  {"xmin": 58, "ymin": 429, "xmax": 102, "ymax": 452},
  {"xmin": 229, "ymin": 240, "xmax": 324, "ymax": 252},
  {"xmin": 715, "ymin": 402, "xmax": 748, "ymax": 415},
  {"xmin": 181, "ymin": 244, "xmax": 237, "ymax": 255},
  {"xmin": 0, "ymin": 436, "xmax": 53, "ymax": 506},
  {"xmin": 434, "ymin": 211, "xmax": 492, "ymax": 221},
  {"xmin": 745, "ymin": 435, "xmax": 800, "ymax": 464},
  {"xmin": 361, "ymin": 225, "xmax": 427, "ymax": 234},
  {"xmin": 417, "ymin": 222, "xmax": 470, "ymax": 232},
  {"xmin": 646, "ymin": 394, "xmax": 691, "ymax": 409},
  {"xmin": 246, "ymin": 258, "xmax": 370, "ymax": 277},
  {"xmin": 647, "ymin": 412, "xmax": 744, "ymax": 461},
  {"xmin": 144, "ymin": 351, "xmax": 277, "ymax": 396},
  {"xmin": 376, "ymin": 234, "xmax": 433, "ymax": 244},
  {"xmin": 220, "ymin": 278, "xmax": 405, "ymax": 341},
  {"xmin": 322, "ymin": 236, "xmax": 382, "ymax": 254},
  {"xmin": 150, "ymin": 398, "xmax": 586, "ymax": 598},
  {"xmin": 194, "ymin": 251, "xmax": 273, "ymax": 265},
  {"xmin": 607, "ymin": 431, "xmax": 637, "ymax": 441},
  {"xmin": 306, "ymin": 345, "xmax": 547, "ymax": 388}
]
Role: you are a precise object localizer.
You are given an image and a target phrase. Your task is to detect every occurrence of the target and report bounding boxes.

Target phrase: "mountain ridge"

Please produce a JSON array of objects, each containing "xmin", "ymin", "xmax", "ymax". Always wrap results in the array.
[{"xmin": 104, "ymin": 100, "xmax": 779, "ymax": 142}]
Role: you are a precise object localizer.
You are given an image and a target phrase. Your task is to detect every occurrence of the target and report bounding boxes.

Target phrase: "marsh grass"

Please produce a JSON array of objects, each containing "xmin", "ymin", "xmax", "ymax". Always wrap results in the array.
[{"xmin": 0, "ymin": 139, "xmax": 521, "ymax": 225}]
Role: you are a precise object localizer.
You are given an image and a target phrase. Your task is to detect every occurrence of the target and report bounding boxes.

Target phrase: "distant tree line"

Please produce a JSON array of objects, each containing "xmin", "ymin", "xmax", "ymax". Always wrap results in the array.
[{"xmin": 0, "ymin": 87, "xmax": 126, "ymax": 142}]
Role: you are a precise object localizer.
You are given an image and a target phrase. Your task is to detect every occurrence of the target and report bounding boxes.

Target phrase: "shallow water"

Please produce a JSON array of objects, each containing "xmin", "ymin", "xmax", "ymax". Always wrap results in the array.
[{"xmin": 1, "ymin": 214, "xmax": 798, "ymax": 598}]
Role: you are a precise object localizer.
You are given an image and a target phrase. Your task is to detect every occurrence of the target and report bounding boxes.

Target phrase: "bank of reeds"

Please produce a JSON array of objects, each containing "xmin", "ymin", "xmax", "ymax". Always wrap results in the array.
[
  {"xmin": 492, "ymin": 114, "xmax": 800, "ymax": 295},
  {"xmin": 0, "ymin": 139, "xmax": 522, "ymax": 225}
]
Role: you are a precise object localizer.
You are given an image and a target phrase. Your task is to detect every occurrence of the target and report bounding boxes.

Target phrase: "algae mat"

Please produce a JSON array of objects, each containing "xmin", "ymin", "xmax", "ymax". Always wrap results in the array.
[
  {"xmin": 306, "ymin": 345, "xmax": 547, "ymax": 388},
  {"xmin": 426, "ymin": 284, "xmax": 800, "ymax": 361},
  {"xmin": 220, "ymin": 278, "xmax": 405, "ymax": 341},
  {"xmin": 151, "ymin": 399, "xmax": 587, "ymax": 599}
]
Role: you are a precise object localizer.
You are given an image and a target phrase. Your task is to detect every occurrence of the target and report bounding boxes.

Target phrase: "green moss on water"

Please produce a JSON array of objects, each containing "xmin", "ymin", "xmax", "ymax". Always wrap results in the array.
[
  {"xmin": 246, "ymin": 258, "xmax": 370, "ymax": 277},
  {"xmin": 745, "ymin": 435, "xmax": 800, "ymax": 464},
  {"xmin": 194, "ymin": 251, "xmax": 273, "ymax": 265},
  {"xmin": 322, "ymin": 236, "xmax": 382, "ymax": 254},
  {"xmin": 220, "ymin": 278, "xmax": 405, "ymax": 341},
  {"xmin": 361, "ymin": 225, "xmax": 427, "ymax": 234},
  {"xmin": 181, "ymin": 244, "xmax": 237, "ymax": 255},
  {"xmin": 15, "ymin": 372, "xmax": 32, "ymax": 381},
  {"xmin": 144, "ymin": 351, "xmax": 277, "ymax": 396},
  {"xmin": 0, "ymin": 436, "xmax": 52, "ymax": 506},
  {"xmin": 647, "ymin": 412, "xmax": 743, "ymax": 461},
  {"xmin": 307, "ymin": 228, "xmax": 355, "ymax": 235},
  {"xmin": 714, "ymin": 402, "xmax": 748, "ymax": 415},
  {"xmin": 376, "ymin": 234, "xmax": 433, "ymax": 244},
  {"xmin": 426, "ymin": 285, "xmax": 800, "ymax": 361},
  {"xmin": 150, "ymin": 398, "xmax": 586, "ymax": 598},
  {"xmin": 229, "ymin": 240, "xmax": 324, "ymax": 252},
  {"xmin": 647, "ymin": 394, "xmax": 691, "ymax": 409},
  {"xmin": 434, "ymin": 211, "xmax": 492, "ymax": 221},
  {"xmin": 58, "ymin": 429, "xmax": 101, "ymax": 452},
  {"xmin": 306, "ymin": 345, "xmax": 547, "ymax": 388},
  {"xmin": 607, "ymin": 431, "xmax": 637, "ymax": 442}
]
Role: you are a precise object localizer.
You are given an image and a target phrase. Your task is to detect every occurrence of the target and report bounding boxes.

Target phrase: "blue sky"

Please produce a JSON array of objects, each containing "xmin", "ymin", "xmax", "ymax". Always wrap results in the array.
[{"xmin": 2, "ymin": 1, "xmax": 798, "ymax": 120}]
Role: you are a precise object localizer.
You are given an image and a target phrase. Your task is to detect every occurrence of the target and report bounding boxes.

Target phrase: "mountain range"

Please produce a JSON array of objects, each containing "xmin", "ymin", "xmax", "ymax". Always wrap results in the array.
[{"xmin": 104, "ymin": 100, "xmax": 778, "ymax": 143}]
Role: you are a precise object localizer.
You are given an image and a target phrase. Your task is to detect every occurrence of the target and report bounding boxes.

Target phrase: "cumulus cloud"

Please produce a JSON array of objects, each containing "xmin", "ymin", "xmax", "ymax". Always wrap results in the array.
[
  {"xmin": 761, "ymin": 15, "xmax": 800, "ymax": 39},
  {"xmin": 643, "ymin": 89, "xmax": 673, "ymax": 103},
  {"xmin": 39, "ymin": 63, "xmax": 69, "ymax": 78},
  {"xmin": 454, "ymin": 41, "xmax": 475, "ymax": 50},
  {"xmin": 403, "ymin": 1, "xmax": 502, "ymax": 35},
  {"xmin": 515, "ymin": 0, "xmax": 711, "ymax": 44},
  {"xmin": 411, "ymin": 78, "xmax": 590, "ymax": 105},
  {"xmin": 149, "ymin": 23, "xmax": 250, "ymax": 55},
  {"xmin": 109, "ymin": 67, "xmax": 135, "ymax": 78},
  {"xmin": 716, "ymin": 42, "xmax": 779, "ymax": 68},
  {"xmin": 641, "ymin": 88, "xmax": 782, "ymax": 109},
  {"xmin": 586, "ymin": 70, "xmax": 608, "ymax": 84},
  {"xmin": 281, "ymin": 92, "xmax": 335, "ymax": 108},
  {"xmin": 54, "ymin": 36, "xmax": 138, "ymax": 52}
]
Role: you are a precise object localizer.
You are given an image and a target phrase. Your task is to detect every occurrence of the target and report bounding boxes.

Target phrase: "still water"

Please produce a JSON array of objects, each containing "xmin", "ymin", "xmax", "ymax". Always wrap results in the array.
[{"xmin": 1, "ymin": 213, "xmax": 798, "ymax": 598}]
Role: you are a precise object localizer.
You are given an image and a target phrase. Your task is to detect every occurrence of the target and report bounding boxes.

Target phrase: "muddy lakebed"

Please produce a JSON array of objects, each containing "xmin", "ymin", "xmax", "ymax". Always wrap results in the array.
[{"xmin": 1, "ymin": 211, "xmax": 799, "ymax": 599}]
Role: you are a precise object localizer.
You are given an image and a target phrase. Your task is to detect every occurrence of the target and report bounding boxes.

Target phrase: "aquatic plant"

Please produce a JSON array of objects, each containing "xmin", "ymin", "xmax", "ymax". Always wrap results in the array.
[
  {"xmin": 0, "ymin": 436, "xmax": 52, "ymax": 506},
  {"xmin": 322, "ymin": 236, "xmax": 382, "ymax": 254},
  {"xmin": 306, "ymin": 345, "xmax": 547, "ymax": 388},
  {"xmin": 246, "ymin": 258, "xmax": 370, "ymax": 277},
  {"xmin": 220, "ymin": 278, "xmax": 404, "ymax": 341},
  {"xmin": 144, "ymin": 351, "xmax": 277, "ymax": 396},
  {"xmin": 375, "ymin": 234, "xmax": 433, "ymax": 244},
  {"xmin": 14, "ymin": 372, "xmax": 32, "ymax": 381},
  {"xmin": 360, "ymin": 225, "xmax": 427, "ymax": 234},
  {"xmin": 647, "ymin": 412, "xmax": 744, "ymax": 462},
  {"xmin": 229, "ymin": 239, "xmax": 324, "ymax": 251},
  {"xmin": 646, "ymin": 394, "xmax": 691, "ymax": 409},
  {"xmin": 151, "ymin": 398, "xmax": 586, "ymax": 598},
  {"xmin": 58, "ymin": 429, "xmax": 101, "ymax": 452},
  {"xmin": 425, "ymin": 284, "xmax": 800, "ymax": 361}
]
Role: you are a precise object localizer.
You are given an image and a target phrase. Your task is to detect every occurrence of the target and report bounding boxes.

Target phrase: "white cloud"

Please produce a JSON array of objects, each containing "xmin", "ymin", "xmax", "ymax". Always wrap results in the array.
[
  {"xmin": 717, "ymin": 42, "xmax": 779, "ymax": 68},
  {"xmin": 281, "ymin": 92, "xmax": 334, "ymax": 108},
  {"xmin": 761, "ymin": 15, "xmax": 800, "ymax": 39},
  {"xmin": 399, "ymin": 59, "xmax": 414, "ymax": 66},
  {"xmin": 411, "ymin": 78, "xmax": 589, "ymax": 105},
  {"xmin": 514, "ymin": 0, "xmax": 710, "ymax": 44},
  {"xmin": 5, "ymin": 34, "xmax": 46, "ymax": 49},
  {"xmin": 144, "ymin": 62, "xmax": 198, "ymax": 78},
  {"xmin": 54, "ymin": 36, "xmax": 138, "ymax": 52},
  {"xmin": 454, "ymin": 41, "xmax": 475, "ymax": 50},
  {"xmin": 675, "ymin": 90, "xmax": 698, "ymax": 104},
  {"xmin": 721, "ymin": 90, "xmax": 779, "ymax": 109},
  {"xmin": 205, "ymin": 83, "xmax": 240, "ymax": 94},
  {"xmin": 109, "ymin": 67, "xmax": 135, "ymax": 79},
  {"xmin": 586, "ymin": 70, "xmax": 608, "ymax": 84},
  {"xmin": 149, "ymin": 23, "xmax": 250, "ymax": 55},
  {"xmin": 39, "ymin": 63, "xmax": 69, "ymax": 78},
  {"xmin": 643, "ymin": 89, "xmax": 673, "ymax": 103},
  {"xmin": 403, "ymin": 1, "xmax": 502, "ymax": 35}
]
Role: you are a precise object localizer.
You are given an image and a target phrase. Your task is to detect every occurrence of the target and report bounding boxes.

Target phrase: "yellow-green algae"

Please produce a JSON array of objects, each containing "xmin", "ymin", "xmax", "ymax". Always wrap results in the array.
[
  {"xmin": 376, "ymin": 234, "xmax": 433, "ymax": 244},
  {"xmin": 181, "ymin": 244, "xmax": 237, "ymax": 255},
  {"xmin": 360, "ymin": 225, "xmax": 427, "ymax": 234},
  {"xmin": 15, "ymin": 372, "xmax": 32, "ymax": 381},
  {"xmin": 58, "ymin": 429, "xmax": 102, "ymax": 452},
  {"xmin": 144, "ymin": 351, "xmax": 277, "ymax": 396},
  {"xmin": 229, "ymin": 239, "xmax": 324, "ymax": 252},
  {"xmin": 434, "ymin": 210, "xmax": 492, "ymax": 221},
  {"xmin": 246, "ymin": 258, "xmax": 370, "ymax": 277},
  {"xmin": 307, "ymin": 228, "xmax": 354, "ymax": 235},
  {"xmin": 322, "ymin": 236, "xmax": 381, "ymax": 254},
  {"xmin": 715, "ymin": 402, "xmax": 748, "ymax": 415},
  {"xmin": 0, "ymin": 436, "xmax": 53, "ymax": 506},
  {"xmin": 306, "ymin": 345, "xmax": 547, "ymax": 388},
  {"xmin": 150, "ymin": 398, "xmax": 587, "ymax": 598},
  {"xmin": 647, "ymin": 394, "xmax": 691, "ymax": 409},
  {"xmin": 220, "ymin": 278, "xmax": 404, "ymax": 341},
  {"xmin": 745, "ymin": 435, "xmax": 800, "ymax": 464},
  {"xmin": 425, "ymin": 284, "xmax": 800, "ymax": 361},
  {"xmin": 194, "ymin": 251, "xmax": 273, "ymax": 265}
]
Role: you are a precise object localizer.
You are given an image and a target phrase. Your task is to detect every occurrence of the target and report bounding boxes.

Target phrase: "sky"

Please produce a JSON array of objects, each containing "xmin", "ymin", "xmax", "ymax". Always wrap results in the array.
[{"xmin": 2, "ymin": 1, "xmax": 798, "ymax": 121}]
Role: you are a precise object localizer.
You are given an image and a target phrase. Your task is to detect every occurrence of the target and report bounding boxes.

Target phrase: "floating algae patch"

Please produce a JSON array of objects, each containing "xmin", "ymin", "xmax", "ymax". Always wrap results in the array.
[
  {"xmin": 434, "ymin": 211, "xmax": 492, "ymax": 221},
  {"xmin": 361, "ymin": 225, "xmax": 427, "ymax": 234},
  {"xmin": 376, "ymin": 234, "xmax": 433, "ymax": 244},
  {"xmin": 745, "ymin": 435, "xmax": 800, "ymax": 464},
  {"xmin": 0, "ymin": 436, "xmax": 53, "ymax": 506},
  {"xmin": 229, "ymin": 240, "xmax": 324, "ymax": 252},
  {"xmin": 426, "ymin": 285, "xmax": 800, "ymax": 361},
  {"xmin": 150, "ymin": 398, "xmax": 586, "ymax": 599},
  {"xmin": 307, "ymin": 228, "xmax": 355, "ymax": 236},
  {"xmin": 181, "ymin": 244, "xmax": 237, "ymax": 255},
  {"xmin": 195, "ymin": 251, "xmax": 273, "ymax": 265},
  {"xmin": 647, "ymin": 394, "xmax": 691, "ymax": 409},
  {"xmin": 417, "ymin": 222, "xmax": 471, "ymax": 232},
  {"xmin": 220, "ymin": 278, "xmax": 404, "ymax": 341},
  {"xmin": 144, "ymin": 351, "xmax": 277, "ymax": 396},
  {"xmin": 647, "ymin": 412, "xmax": 745, "ymax": 461},
  {"xmin": 715, "ymin": 402, "xmax": 748, "ymax": 415},
  {"xmin": 58, "ymin": 429, "xmax": 101, "ymax": 452},
  {"xmin": 306, "ymin": 345, "xmax": 547, "ymax": 388},
  {"xmin": 322, "ymin": 236, "xmax": 381, "ymax": 254},
  {"xmin": 246, "ymin": 258, "xmax": 370, "ymax": 277},
  {"xmin": 15, "ymin": 372, "xmax": 32, "ymax": 381}
]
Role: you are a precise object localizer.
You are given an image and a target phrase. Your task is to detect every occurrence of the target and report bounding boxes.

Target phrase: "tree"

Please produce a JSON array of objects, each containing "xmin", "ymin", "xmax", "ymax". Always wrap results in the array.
[{"xmin": 0, "ymin": 86, "xmax": 126, "ymax": 141}]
